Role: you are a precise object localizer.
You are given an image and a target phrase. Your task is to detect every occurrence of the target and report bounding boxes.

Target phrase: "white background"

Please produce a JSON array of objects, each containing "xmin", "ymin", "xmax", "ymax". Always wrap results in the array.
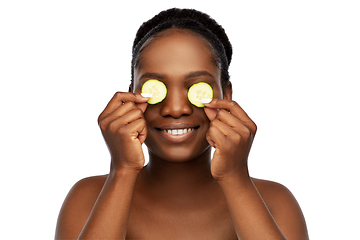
[{"xmin": 1, "ymin": 0, "xmax": 359, "ymax": 239}]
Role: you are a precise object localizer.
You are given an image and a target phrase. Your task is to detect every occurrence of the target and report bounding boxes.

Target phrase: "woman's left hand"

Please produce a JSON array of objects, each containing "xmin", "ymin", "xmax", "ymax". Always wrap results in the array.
[{"xmin": 203, "ymin": 99, "xmax": 257, "ymax": 181}]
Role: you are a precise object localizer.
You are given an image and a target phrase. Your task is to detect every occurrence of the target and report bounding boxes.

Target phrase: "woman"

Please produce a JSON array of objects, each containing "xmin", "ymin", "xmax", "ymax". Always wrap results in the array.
[{"xmin": 55, "ymin": 8, "xmax": 308, "ymax": 239}]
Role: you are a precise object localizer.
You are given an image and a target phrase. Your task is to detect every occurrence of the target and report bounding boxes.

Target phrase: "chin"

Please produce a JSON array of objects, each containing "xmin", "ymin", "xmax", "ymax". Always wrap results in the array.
[{"xmin": 146, "ymin": 141, "xmax": 211, "ymax": 163}]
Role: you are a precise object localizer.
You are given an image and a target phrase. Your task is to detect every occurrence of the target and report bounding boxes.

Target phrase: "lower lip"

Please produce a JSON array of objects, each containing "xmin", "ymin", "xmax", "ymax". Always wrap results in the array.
[{"xmin": 158, "ymin": 129, "xmax": 197, "ymax": 143}]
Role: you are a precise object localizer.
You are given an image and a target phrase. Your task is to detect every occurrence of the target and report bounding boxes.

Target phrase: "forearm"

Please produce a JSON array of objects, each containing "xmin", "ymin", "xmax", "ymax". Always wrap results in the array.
[
  {"xmin": 78, "ymin": 169, "xmax": 139, "ymax": 240},
  {"xmin": 218, "ymin": 176, "xmax": 286, "ymax": 240}
]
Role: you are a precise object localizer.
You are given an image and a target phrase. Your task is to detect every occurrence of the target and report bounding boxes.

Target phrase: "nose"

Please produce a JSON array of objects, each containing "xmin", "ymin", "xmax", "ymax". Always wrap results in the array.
[{"xmin": 159, "ymin": 87, "xmax": 193, "ymax": 118}]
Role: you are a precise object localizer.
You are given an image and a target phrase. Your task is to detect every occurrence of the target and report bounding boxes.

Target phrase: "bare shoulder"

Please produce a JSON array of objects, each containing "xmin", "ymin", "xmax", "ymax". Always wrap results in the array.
[
  {"xmin": 71, "ymin": 174, "xmax": 108, "ymax": 194},
  {"xmin": 55, "ymin": 175, "xmax": 108, "ymax": 239},
  {"xmin": 251, "ymin": 178, "xmax": 309, "ymax": 239},
  {"xmin": 251, "ymin": 178, "xmax": 300, "ymax": 213},
  {"xmin": 252, "ymin": 178, "xmax": 294, "ymax": 200},
  {"xmin": 63, "ymin": 174, "xmax": 108, "ymax": 206}
]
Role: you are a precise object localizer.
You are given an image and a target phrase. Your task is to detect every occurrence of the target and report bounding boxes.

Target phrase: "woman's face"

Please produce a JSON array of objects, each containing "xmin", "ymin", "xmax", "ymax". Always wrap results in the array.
[{"xmin": 133, "ymin": 29, "xmax": 226, "ymax": 163}]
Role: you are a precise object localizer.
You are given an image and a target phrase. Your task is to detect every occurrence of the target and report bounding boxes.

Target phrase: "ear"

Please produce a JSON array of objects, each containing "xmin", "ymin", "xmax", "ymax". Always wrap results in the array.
[
  {"xmin": 128, "ymin": 83, "xmax": 133, "ymax": 93},
  {"xmin": 223, "ymin": 81, "xmax": 232, "ymax": 100}
]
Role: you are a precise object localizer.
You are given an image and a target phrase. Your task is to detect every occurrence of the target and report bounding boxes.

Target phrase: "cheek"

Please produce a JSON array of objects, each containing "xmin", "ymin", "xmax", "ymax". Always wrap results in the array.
[{"xmin": 143, "ymin": 105, "xmax": 158, "ymax": 122}]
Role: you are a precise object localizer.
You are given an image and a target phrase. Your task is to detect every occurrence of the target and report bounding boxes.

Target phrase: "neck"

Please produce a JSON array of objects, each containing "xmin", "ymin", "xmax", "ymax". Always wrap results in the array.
[{"xmin": 140, "ymin": 147, "xmax": 216, "ymax": 200}]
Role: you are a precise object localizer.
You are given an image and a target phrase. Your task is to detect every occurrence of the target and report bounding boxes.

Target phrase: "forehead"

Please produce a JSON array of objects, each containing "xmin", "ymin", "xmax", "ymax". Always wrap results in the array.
[{"xmin": 134, "ymin": 29, "xmax": 220, "ymax": 83}]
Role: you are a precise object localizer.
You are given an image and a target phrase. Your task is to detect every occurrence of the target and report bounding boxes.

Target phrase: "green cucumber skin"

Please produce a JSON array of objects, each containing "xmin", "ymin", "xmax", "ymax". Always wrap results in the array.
[
  {"xmin": 141, "ymin": 80, "xmax": 213, "ymax": 107},
  {"xmin": 187, "ymin": 82, "xmax": 213, "ymax": 108},
  {"xmin": 141, "ymin": 79, "xmax": 167, "ymax": 105}
]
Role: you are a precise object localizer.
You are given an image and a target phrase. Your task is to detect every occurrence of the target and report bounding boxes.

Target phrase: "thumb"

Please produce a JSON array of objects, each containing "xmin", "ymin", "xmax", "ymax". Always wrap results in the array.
[
  {"xmin": 204, "ymin": 107, "xmax": 218, "ymax": 121},
  {"xmin": 135, "ymin": 93, "xmax": 151, "ymax": 112},
  {"xmin": 136, "ymin": 102, "xmax": 148, "ymax": 113}
]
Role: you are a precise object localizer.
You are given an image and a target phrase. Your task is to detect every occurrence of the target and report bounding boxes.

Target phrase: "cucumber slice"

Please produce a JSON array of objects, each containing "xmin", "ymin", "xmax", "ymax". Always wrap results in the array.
[
  {"xmin": 141, "ymin": 79, "xmax": 167, "ymax": 104},
  {"xmin": 187, "ymin": 82, "xmax": 213, "ymax": 107}
]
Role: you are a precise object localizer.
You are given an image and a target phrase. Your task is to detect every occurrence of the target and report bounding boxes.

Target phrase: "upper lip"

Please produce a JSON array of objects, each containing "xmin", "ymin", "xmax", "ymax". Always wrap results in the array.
[{"xmin": 155, "ymin": 123, "xmax": 199, "ymax": 130}]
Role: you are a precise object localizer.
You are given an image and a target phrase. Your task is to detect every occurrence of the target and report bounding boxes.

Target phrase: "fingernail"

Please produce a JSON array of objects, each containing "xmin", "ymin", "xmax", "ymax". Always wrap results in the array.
[
  {"xmin": 201, "ymin": 98, "xmax": 212, "ymax": 104},
  {"xmin": 141, "ymin": 93, "xmax": 153, "ymax": 98}
]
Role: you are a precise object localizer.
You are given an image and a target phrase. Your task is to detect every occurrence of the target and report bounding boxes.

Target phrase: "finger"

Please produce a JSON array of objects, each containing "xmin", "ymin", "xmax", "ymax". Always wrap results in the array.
[
  {"xmin": 118, "ymin": 118, "xmax": 148, "ymax": 144},
  {"xmin": 214, "ymin": 109, "xmax": 255, "ymax": 137},
  {"xmin": 135, "ymin": 102, "xmax": 148, "ymax": 113},
  {"xmin": 210, "ymin": 118, "xmax": 237, "ymax": 137},
  {"xmin": 205, "ymin": 133, "xmax": 216, "ymax": 148},
  {"xmin": 98, "ymin": 92, "xmax": 149, "ymax": 124},
  {"xmin": 203, "ymin": 98, "xmax": 248, "ymax": 120},
  {"xmin": 203, "ymin": 107, "xmax": 218, "ymax": 121},
  {"xmin": 99, "ymin": 102, "xmax": 142, "ymax": 132},
  {"xmin": 203, "ymin": 99, "xmax": 257, "ymax": 133},
  {"xmin": 206, "ymin": 124, "xmax": 227, "ymax": 149},
  {"xmin": 131, "ymin": 118, "xmax": 148, "ymax": 144},
  {"xmin": 107, "ymin": 107, "xmax": 144, "ymax": 131}
]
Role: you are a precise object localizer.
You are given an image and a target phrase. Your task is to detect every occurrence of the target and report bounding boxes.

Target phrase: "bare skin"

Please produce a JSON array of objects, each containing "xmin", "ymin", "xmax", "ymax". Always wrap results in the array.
[{"xmin": 55, "ymin": 30, "xmax": 309, "ymax": 240}]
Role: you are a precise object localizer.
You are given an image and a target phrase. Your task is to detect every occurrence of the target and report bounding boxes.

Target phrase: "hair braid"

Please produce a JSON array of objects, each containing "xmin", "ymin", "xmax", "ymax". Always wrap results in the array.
[{"xmin": 133, "ymin": 8, "xmax": 232, "ymax": 65}]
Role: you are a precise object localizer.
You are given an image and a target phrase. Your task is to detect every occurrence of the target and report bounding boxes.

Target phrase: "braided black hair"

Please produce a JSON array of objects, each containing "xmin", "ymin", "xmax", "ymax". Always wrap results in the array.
[{"xmin": 131, "ymin": 8, "xmax": 232, "ymax": 90}]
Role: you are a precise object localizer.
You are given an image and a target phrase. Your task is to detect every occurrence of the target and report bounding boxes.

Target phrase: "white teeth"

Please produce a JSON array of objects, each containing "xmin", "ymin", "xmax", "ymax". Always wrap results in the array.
[{"xmin": 162, "ymin": 128, "xmax": 194, "ymax": 135}]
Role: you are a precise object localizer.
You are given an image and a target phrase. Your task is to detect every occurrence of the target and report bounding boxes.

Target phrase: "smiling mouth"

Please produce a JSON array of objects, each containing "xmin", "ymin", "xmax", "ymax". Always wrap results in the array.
[{"xmin": 156, "ymin": 126, "xmax": 199, "ymax": 136}]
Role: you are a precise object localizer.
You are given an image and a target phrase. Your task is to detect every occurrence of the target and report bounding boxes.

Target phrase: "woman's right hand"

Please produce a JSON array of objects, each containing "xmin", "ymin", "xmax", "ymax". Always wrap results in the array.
[{"xmin": 98, "ymin": 92, "xmax": 150, "ymax": 174}]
